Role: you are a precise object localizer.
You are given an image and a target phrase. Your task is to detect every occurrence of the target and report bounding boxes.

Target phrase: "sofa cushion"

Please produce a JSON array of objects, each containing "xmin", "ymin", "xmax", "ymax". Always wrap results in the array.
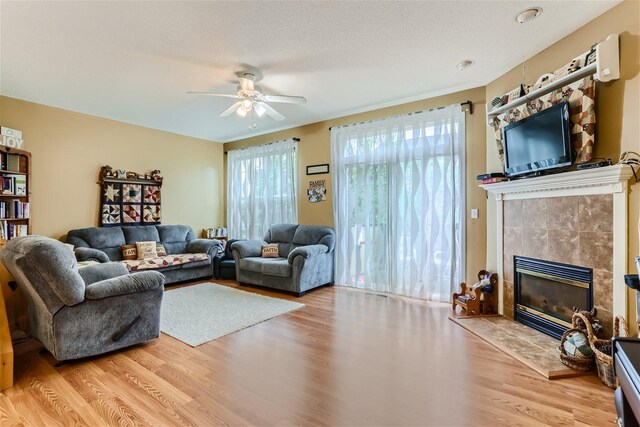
[
  {"xmin": 122, "ymin": 226, "xmax": 160, "ymax": 245},
  {"xmin": 292, "ymin": 225, "xmax": 336, "ymax": 252},
  {"xmin": 238, "ymin": 257, "xmax": 291, "ymax": 278},
  {"xmin": 261, "ymin": 260, "xmax": 292, "ymax": 278},
  {"xmin": 121, "ymin": 253, "xmax": 208, "ymax": 272},
  {"xmin": 264, "ymin": 224, "xmax": 298, "ymax": 257},
  {"xmin": 67, "ymin": 226, "xmax": 126, "ymax": 261},
  {"xmin": 157, "ymin": 225, "xmax": 195, "ymax": 254},
  {"xmin": 180, "ymin": 256, "xmax": 211, "ymax": 270}
]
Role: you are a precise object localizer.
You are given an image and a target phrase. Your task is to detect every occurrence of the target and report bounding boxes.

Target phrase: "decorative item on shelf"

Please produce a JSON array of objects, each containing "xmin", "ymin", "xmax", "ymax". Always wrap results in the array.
[
  {"xmin": 452, "ymin": 270, "xmax": 498, "ymax": 316},
  {"xmin": 584, "ymin": 43, "xmax": 597, "ymax": 67},
  {"xmin": 530, "ymin": 73, "xmax": 556, "ymax": 91},
  {"xmin": 491, "ymin": 97, "xmax": 503, "ymax": 110},
  {"xmin": 203, "ymin": 227, "xmax": 227, "ymax": 239},
  {"xmin": 553, "ymin": 57, "xmax": 582, "ymax": 80},
  {"xmin": 98, "ymin": 165, "xmax": 162, "ymax": 227}
]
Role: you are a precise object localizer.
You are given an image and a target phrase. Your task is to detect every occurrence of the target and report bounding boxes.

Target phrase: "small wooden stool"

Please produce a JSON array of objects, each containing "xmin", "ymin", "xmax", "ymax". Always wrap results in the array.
[{"xmin": 452, "ymin": 270, "xmax": 498, "ymax": 316}]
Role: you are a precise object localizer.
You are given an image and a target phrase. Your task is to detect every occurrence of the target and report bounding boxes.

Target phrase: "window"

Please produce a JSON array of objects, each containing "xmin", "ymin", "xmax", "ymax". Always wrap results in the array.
[{"xmin": 227, "ymin": 139, "xmax": 298, "ymax": 239}]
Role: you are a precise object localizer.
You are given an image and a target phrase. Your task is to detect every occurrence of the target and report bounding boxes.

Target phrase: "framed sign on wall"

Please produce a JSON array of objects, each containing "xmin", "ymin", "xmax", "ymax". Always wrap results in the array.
[{"xmin": 306, "ymin": 164, "xmax": 329, "ymax": 175}]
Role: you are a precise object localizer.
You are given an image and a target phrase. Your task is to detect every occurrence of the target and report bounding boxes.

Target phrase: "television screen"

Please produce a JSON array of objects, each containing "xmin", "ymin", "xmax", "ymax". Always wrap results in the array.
[{"xmin": 503, "ymin": 101, "xmax": 572, "ymax": 177}]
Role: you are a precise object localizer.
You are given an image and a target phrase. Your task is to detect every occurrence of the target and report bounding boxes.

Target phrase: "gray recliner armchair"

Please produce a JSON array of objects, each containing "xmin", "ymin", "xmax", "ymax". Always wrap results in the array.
[
  {"xmin": 232, "ymin": 224, "xmax": 335, "ymax": 296},
  {"xmin": 0, "ymin": 236, "xmax": 165, "ymax": 362}
]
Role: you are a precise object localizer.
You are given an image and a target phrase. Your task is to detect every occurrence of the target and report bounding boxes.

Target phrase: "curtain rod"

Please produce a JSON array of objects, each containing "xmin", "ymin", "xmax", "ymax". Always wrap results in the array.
[
  {"xmin": 328, "ymin": 100, "xmax": 473, "ymax": 131},
  {"xmin": 224, "ymin": 137, "xmax": 300, "ymax": 154}
]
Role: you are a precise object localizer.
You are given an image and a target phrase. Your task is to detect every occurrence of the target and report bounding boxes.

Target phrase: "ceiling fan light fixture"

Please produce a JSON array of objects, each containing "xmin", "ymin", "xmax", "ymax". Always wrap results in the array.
[
  {"xmin": 236, "ymin": 107, "xmax": 247, "ymax": 117},
  {"xmin": 241, "ymin": 99, "xmax": 253, "ymax": 111},
  {"xmin": 516, "ymin": 7, "xmax": 542, "ymax": 24}
]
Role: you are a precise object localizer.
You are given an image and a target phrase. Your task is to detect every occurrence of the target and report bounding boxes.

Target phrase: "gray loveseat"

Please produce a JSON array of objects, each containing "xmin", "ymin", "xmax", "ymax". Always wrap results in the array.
[
  {"xmin": 0, "ymin": 236, "xmax": 165, "ymax": 362},
  {"xmin": 232, "ymin": 224, "xmax": 335, "ymax": 296},
  {"xmin": 67, "ymin": 225, "xmax": 220, "ymax": 285}
]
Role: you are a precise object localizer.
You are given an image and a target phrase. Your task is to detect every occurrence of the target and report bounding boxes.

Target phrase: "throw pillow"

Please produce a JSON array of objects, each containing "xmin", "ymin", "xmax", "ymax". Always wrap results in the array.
[
  {"xmin": 122, "ymin": 243, "xmax": 166, "ymax": 260},
  {"xmin": 136, "ymin": 241, "xmax": 158, "ymax": 260},
  {"xmin": 121, "ymin": 244, "xmax": 137, "ymax": 260},
  {"xmin": 261, "ymin": 243, "xmax": 279, "ymax": 258},
  {"xmin": 156, "ymin": 243, "xmax": 167, "ymax": 257},
  {"xmin": 64, "ymin": 243, "xmax": 75, "ymax": 254}
]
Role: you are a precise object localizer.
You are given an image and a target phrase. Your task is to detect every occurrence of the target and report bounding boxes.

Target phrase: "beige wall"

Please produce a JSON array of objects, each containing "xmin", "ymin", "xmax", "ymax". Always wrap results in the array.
[
  {"xmin": 485, "ymin": 0, "xmax": 640, "ymax": 321},
  {"xmin": 224, "ymin": 87, "xmax": 487, "ymax": 283},
  {"xmin": 0, "ymin": 96, "xmax": 225, "ymax": 240}
]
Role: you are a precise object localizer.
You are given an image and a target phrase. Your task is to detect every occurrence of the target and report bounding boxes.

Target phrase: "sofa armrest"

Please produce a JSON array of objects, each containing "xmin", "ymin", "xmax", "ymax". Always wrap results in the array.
[
  {"xmin": 85, "ymin": 271, "xmax": 165, "ymax": 300},
  {"xmin": 187, "ymin": 239, "xmax": 222, "ymax": 257},
  {"xmin": 75, "ymin": 247, "xmax": 110, "ymax": 263},
  {"xmin": 231, "ymin": 240, "xmax": 267, "ymax": 259},
  {"xmin": 78, "ymin": 262, "xmax": 129, "ymax": 286},
  {"xmin": 287, "ymin": 245, "xmax": 329, "ymax": 264}
]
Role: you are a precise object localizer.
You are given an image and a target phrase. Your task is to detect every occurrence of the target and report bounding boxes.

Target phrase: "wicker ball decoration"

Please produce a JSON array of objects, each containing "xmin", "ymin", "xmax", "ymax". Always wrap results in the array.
[{"xmin": 562, "ymin": 329, "xmax": 594, "ymax": 359}]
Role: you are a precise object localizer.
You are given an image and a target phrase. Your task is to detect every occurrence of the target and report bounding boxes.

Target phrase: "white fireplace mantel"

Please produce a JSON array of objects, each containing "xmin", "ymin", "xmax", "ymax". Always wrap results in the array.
[{"xmin": 482, "ymin": 164, "xmax": 636, "ymax": 320}]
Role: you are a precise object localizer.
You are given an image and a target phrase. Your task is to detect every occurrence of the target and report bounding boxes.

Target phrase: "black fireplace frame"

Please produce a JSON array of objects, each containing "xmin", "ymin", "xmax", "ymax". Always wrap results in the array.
[{"xmin": 514, "ymin": 256, "xmax": 593, "ymax": 339}]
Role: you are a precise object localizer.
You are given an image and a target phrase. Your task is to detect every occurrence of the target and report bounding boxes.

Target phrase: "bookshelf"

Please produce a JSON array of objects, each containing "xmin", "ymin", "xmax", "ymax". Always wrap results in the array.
[
  {"xmin": 0, "ymin": 144, "xmax": 29, "ymax": 391},
  {"xmin": 0, "ymin": 146, "xmax": 31, "ymax": 240}
]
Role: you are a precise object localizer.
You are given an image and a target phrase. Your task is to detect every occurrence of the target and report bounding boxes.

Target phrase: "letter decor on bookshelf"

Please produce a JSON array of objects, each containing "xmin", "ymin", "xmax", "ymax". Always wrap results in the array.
[{"xmin": 0, "ymin": 144, "xmax": 31, "ymax": 242}]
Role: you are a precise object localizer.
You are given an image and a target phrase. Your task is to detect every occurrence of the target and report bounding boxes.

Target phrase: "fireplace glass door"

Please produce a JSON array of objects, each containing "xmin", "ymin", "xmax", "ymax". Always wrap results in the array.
[{"xmin": 514, "ymin": 256, "xmax": 593, "ymax": 339}]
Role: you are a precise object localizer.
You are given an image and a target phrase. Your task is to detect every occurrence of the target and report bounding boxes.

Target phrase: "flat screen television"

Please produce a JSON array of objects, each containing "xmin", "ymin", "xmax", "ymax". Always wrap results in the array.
[{"xmin": 502, "ymin": 101, "xmax": 573, "ymax": 177}]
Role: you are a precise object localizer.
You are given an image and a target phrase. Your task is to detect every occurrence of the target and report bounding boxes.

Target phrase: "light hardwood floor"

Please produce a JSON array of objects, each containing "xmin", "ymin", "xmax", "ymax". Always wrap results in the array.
[{"xmin": 0, "ymin": 281, "xmax": 617, "ymax": 426}]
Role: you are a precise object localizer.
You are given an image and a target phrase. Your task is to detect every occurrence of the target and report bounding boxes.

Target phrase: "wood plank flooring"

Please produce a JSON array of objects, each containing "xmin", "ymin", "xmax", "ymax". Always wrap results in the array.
[{"xmin": 0, "ymin": 281, "xmax": 617, "ymax": 426}]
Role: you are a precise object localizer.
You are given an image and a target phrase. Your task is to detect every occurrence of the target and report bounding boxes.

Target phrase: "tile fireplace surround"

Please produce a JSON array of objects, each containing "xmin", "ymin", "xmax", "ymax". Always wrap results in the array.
[{"xmin": 482, "ymin": 165, "xmax": 635, "ymax": 338}]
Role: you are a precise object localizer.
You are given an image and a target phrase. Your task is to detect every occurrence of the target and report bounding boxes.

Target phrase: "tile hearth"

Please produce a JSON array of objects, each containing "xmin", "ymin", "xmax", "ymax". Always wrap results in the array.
[{"xmin": 449, "ymin": 315, "xmax": 591, "ymax": 379}]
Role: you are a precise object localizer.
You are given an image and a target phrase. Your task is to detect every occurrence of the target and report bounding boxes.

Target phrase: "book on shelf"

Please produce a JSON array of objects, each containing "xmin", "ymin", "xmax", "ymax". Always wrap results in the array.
[
  {"xmin": 476, "ymin": 172, "xmax": 505, "ymax": 180},
  {"xmin": 0, "ymin": 200, "xmax": 29, "ymax": 219},
  {"xmin": 0, "ymin": 221, "xmax": 28, "ymax": 240},
  {"xmin": 0, "ymin": 152, "xmax": 25, "ymax": 173},
  {"xmin": 478, "ymin": 177, "xmax": 509, "ymax": 184},
  {"xmin": 0, "ymin": 174, "xmax": 27, "ymax": 195}
]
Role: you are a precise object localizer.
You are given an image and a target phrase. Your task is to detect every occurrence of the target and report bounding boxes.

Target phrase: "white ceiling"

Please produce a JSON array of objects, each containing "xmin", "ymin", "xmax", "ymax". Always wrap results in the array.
[{"xmin": 0, "ymin": 1, "xmax": 620, "ymax": 143}]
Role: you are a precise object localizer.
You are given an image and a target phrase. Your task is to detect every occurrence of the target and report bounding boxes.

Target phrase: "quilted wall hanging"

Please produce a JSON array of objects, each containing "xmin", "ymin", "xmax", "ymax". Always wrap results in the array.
[
  {"xmin": 491, "ymin": 75, "xmax": 596, "ymax": 166},
  {"xmin": 99, "ymin": 165, "xmax": 163, "ymax": 226}
]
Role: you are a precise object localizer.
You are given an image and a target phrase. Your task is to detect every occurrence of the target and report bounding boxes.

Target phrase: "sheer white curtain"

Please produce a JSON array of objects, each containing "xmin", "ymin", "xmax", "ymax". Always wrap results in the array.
[
  {"xmin": 331, "ymin": 105, "xmax": 465, "ymax": 301},
  {"xmin": 227, "ymin": 139, "xmax": 298, "ymax": 239}
]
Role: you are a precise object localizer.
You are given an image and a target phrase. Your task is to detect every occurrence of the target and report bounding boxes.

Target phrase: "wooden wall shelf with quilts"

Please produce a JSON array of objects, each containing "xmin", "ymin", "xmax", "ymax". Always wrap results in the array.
[{"xmin": 98, "ymin": 165, "xmax": 163, "ymax": 227}]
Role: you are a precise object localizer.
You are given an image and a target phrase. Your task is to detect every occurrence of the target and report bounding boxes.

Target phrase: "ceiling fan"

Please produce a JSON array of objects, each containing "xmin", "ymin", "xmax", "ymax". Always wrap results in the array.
[{"xmin": 188, "ymin": 72, "xmax": 306, "ymax": 122}]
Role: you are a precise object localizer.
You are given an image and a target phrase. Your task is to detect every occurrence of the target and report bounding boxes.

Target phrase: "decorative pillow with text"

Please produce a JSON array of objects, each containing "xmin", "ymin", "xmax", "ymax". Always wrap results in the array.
[
  {"xmin": 261, "ymin": 243, "xmax": 279, "ymax": 258},
  {"xmin": 136, "ymin": 241, "xmax": 158, "ymax": 260}
]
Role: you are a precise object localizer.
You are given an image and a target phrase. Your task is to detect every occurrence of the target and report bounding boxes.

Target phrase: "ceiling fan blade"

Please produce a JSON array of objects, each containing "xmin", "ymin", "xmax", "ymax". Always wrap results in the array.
[
  {"xmin": 219, "ymin": 101, "xmax": 242, "ymax": 117},
  {"xmin": 187, "ymin": 92, "xmax": 241, "ymax": 99},
  {"xmin": 259, "ymin": 102, "xmax": 285, "ymax": 121},
  {"xmin": 262, "ymin": 95, "xmax": 307, "ymax": 105},
  {"xmin": 238, "ymin": 76, "xmax": 255, "ymax": 92}
]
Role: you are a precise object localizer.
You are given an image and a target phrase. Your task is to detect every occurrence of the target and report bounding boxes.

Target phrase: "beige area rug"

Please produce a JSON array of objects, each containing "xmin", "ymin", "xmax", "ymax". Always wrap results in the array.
[
  {"xmin": 161, "ymin": 283, "xmax": 304, "ymax": 347},
  {"xmin": 449, "ymin": 315, "xmax": 591, "ymax": 379}
]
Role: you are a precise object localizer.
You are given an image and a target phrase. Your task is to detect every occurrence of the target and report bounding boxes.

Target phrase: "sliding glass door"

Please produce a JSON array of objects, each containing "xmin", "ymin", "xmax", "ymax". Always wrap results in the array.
[{"xmin": 331, "ymin": 105, "xmax": 465, "ymax": 301}]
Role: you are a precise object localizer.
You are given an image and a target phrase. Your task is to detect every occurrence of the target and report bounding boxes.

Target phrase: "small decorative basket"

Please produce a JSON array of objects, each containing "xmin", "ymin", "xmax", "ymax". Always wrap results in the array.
[
  {"xmin": 559, "ymin": 327, "xmax": 594, "ymax": 371},
  {"xmin": 574, "ymin": 312, "xmax": 628, "ymax": 389}
]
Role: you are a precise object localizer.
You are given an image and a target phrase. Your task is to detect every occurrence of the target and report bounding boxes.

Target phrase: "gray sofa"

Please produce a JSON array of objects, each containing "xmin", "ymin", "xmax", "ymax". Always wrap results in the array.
[
  {"xmin": 67, "ymin": 225, "xmax": 220, "ymax": 285},
  {"xmin": 232, "ymin": 224, "xmax": 335, "ymax": 296},
  {"xmin": 0, "ymin": 236, "xmax": 165, "ymax": 362}
]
